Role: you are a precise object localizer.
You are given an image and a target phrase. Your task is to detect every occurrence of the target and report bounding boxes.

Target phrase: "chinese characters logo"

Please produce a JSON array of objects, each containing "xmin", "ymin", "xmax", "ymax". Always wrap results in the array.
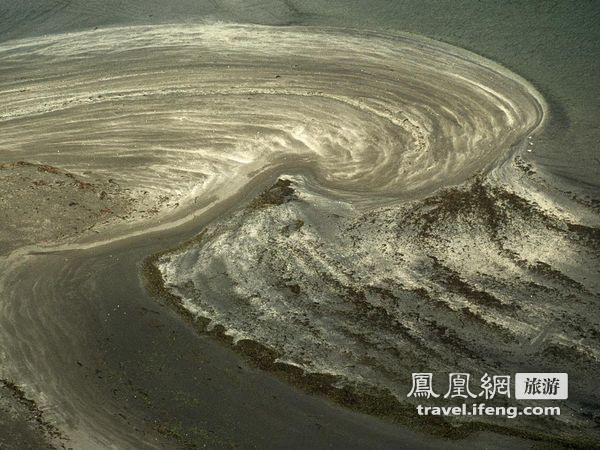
[{"xmin": 408, "ymin": 372, "xmax": 567, "ymax": 400}]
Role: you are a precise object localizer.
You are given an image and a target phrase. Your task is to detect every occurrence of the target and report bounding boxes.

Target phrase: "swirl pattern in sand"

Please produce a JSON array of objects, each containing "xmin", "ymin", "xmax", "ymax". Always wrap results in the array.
[
  {"xmin": 4, "ymin": 24, "xmax": 598, "ymax": 445},
  {"xmin": 0, "ymin": 24, "xmax": 545, "ymax": 212}
]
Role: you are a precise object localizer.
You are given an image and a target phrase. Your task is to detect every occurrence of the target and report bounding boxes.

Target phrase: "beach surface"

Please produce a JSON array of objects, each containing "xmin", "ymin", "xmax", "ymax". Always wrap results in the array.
[{"xmin": 0, "ymin": 1, "xmax": 598, "ymax": 448}]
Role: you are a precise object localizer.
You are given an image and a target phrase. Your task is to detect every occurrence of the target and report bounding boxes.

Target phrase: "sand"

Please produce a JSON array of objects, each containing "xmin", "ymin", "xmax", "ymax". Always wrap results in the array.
[{"xmin": 0, "ymin": 2, "xmax": 598, "ymax": 449}]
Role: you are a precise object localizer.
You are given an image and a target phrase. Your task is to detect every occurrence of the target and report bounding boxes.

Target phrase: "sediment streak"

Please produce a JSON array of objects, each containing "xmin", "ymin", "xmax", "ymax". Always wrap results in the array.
[
  {"xmin": 1, "ymin": 24, "xmax": 598, "ymax": 446},
  {"xmin": 0, "ymin": 24, "xmax": 545, "ymax": 208}
]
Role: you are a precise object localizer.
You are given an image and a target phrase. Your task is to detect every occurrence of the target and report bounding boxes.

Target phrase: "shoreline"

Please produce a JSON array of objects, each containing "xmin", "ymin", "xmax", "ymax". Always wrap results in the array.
[
  {"xmin": 142, "ymin": 178, "xmax": 597, "ymax": 449},
  {"xmin": 0, "ymin": 18, "xmax": 597, "ymax": 449}
]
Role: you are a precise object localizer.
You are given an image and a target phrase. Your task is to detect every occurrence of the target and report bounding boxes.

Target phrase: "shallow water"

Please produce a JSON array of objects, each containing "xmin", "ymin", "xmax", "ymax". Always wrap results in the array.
[
  {"xmin": 0, "ymin": 1, "xmax": 598, "ymax": 448},
  {"xmin": 1, "ymin": 0, "xmax": 598, "ymax": 194}
]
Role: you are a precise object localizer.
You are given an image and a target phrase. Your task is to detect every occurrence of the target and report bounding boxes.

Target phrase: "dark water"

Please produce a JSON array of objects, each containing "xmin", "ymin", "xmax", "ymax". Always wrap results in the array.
[{"xmin": 0, "ymin": 1, "xmax": 598, "ymax": 448}]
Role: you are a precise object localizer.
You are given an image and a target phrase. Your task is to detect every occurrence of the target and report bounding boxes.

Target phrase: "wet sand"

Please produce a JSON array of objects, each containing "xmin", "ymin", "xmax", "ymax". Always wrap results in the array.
[
  {"xmin": 0, "ymin": 2, "xmax": 598, "ymax": 449},
  {"xmin": 0, "ymin": 184, "xmax": 539, "ymax": 449}
]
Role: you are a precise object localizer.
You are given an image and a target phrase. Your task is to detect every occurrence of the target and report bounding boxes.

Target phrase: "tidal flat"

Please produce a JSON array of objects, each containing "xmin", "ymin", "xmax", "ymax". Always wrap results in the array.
[{"xmin": 0, "ymin": 1, "xmax": 598, "ymax": 449}]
